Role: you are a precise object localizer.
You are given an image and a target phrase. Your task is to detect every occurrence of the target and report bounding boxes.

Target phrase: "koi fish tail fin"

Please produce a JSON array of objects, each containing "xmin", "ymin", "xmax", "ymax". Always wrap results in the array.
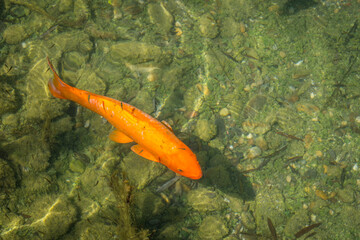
[{"xmin": 47, "ymin": 57, "xmax": 71, "ymax": 99}]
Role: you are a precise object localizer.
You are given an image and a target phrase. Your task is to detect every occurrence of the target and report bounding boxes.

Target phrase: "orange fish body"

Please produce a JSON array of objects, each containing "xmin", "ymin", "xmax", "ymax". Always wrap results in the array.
[{"xmin": 47, "ymin": 57, "xmax": 202, "ymax": 180}]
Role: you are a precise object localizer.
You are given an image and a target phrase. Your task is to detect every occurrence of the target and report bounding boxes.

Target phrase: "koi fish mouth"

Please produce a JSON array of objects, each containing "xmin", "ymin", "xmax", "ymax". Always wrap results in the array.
[{"xmin": 186, "ymin": 170, "xmax": 202, "ymax": 180}]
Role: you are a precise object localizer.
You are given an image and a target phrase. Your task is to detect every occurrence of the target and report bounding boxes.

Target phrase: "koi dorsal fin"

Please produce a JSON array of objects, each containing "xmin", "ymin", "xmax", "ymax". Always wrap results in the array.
[
  {"xmin": 131, "ymin": 144, "xmax": 159, "ymax": 162},
  {"xmin": 109, "ymin": 129, "xmax": 134, "ymax": 143},
  {"xmin": 161, "ymin": 120, "xmax": 173, "ymax": 131}
]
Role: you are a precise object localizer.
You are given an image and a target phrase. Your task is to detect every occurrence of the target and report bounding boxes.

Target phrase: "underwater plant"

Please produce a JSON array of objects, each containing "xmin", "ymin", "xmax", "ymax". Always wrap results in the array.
[{"xmin": 108, "ymin": 170, "xmax": 150, "ymax": 240}]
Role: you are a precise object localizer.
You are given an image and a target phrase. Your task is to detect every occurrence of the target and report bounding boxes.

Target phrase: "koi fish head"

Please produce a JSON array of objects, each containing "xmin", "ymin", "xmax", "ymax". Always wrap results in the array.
[{"xmin": 165, "ymin": 147, "xmax": 202, "ymax": 180}]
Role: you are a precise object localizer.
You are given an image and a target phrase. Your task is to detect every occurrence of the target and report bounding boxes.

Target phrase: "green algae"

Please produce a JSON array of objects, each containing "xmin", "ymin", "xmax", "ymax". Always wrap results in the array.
[{"xmin": 108, "ymin": 171, "xmax": 150, "ymax": 239}]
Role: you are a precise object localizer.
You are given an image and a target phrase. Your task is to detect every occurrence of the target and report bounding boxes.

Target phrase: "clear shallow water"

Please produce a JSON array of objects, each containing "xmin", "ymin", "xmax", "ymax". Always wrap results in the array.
[{"xmin": 0, "ymin": 0, "xmax": 360, "ymax": 239}]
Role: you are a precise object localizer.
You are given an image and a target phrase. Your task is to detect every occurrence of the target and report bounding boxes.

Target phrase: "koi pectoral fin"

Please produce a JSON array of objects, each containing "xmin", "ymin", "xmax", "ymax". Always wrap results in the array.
[
  {"xmin": 131, "ymin": 145, "xmax": 159, "ymax": 162},
  {"xmin": 161, "ymin": 120, "xmax": 173, "ymax": 131},
  {"xmin": 109, "ymin": 129, "xmax": 134, "ymax": 143}
]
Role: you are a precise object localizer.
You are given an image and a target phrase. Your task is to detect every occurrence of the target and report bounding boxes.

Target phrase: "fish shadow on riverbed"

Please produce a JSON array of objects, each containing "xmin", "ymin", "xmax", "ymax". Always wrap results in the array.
[
  {"xmin": 194, "ymin": 139, "xmax": 256, "ymax": 201},
  {"xmin": 281, "ymin": 0, "xmax": 318, "ymax": 15}
]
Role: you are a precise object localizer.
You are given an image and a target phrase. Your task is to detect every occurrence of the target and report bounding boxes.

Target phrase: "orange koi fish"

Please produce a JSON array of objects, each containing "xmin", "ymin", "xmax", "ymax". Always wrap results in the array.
[{"xmin": 47, "ymin": 57, "xmax": 202, "ymax": 179}]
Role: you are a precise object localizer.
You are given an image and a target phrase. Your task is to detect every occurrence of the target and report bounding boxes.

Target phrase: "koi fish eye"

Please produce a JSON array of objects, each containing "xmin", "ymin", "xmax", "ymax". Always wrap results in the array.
[{"xmin": 177, "ymin": 168, "xmax": 183, "ymax": 172}]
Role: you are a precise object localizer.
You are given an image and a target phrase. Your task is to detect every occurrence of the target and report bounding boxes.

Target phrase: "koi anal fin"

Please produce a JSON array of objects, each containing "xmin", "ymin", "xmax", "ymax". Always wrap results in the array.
[
  {"xmin": 131, "ymin": 145, "xmax": 159, "ymax": 162},
  {"xmin": 109, "ymin": 129, "xmax": 134, "ymax": 143}
]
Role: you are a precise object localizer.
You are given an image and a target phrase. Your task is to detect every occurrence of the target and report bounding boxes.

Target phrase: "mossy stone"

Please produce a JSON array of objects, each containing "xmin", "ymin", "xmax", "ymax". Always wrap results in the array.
[
  {"xmin": 198, "ymin": 215, "xmax": 228, "ymax": 239},
  {"xmin": 63, "ymin": 51, "xmax": 86, "ymax": 71},
  {"xmin": 3, "ymin": 24, "xmax": 27, "ymax": 44},
  {"xmin": 69, "ymin": 158, "xmax": 86, "ymax": 173},
  {"xmin": 208, "ymin": 138, "xmax": 225, "ymax": 151},
  {"xmin": 133, "ymin": 189, "xmax": 166, "ymax": 224},
  {"xmin": 204, "ymin": 165, "xmax": 232, "ymax": 189},
  {"xmin": 198, "ymin": 14, "xmax": 219, "ymax": 39},
  {"xmin": 337, "ymin": 186, "xmax": 355, "ymax": 203},
  {"xmin": 0, "ymin": 158, "xmax": 16, "ymax": 193},
  {"xmin": 187, "ymin": 188, "xmax": 225, "ymax": 212},
  {"xmin": 5, "ymin": 135, "xmax": 50, "ymax": 171},
  {"xmin": 0, "ymin": 83, "xmax": 18, "ymax": 115},
  {"xmin": 31, "ymin": 196, "xmax": 77, "ymax": 239},
  {"xmin": 148, "ymin": 3, "xmax": 174, "ymax": 35},
  {"xmin": 284, "ymin": 210, "xmax": 309, "ymax": 237},
  {"xmin": 22, "ymin": 173, "xmax": 52, "ymax": 194},
  {"xmin": 121, "ymin": 152, "xmax": 166, "ymax": 189},
  {"xmin": 130, "ymin": 89, "xmax": 155, "ymax": 114},
  {"xmin": 196, "ymin": 119, "xmax": 217, "ymax": 141},
  {"xmin": 110, "ymin": 42, "xmax": 170, "ymax": 65},
  {"xmin": 255, "ymin": 187, "xmax": 286, "ymax": 235},
  {"xmin": 59, "ymin": 0, "xmax": 73, "ymax": 13}
]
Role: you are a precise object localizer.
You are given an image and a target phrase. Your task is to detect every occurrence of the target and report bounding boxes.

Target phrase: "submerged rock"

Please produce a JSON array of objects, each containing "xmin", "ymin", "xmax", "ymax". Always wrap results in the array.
[
  {"xmin": 184, "ymin": 85, "xmax": 201, "ymax": 111},
  {"xmin": 59, "ymin": 0, "xmax": 73, "ymax": 13},
  {"xmin": 273, "ymin": 107, "xmax": 305, "ymax": 136},
  {"xmin": 196, "ymin": 119, "xmax": 217, "ymax": 141},
  {"xmin": 3, "ymin": 24, "xmax": 27, "ymax": 44},
  {"xmin": 129, "ymin": 89, "xmax": 155, "ymax": 114},
  {"xmin": 77, "ymin": 222, "xmax": 118, "ymax": 240},
  {"xmin": 63, "ymin": 51, "xmax": 87, "ymax": 71},
  {"xmin": 219, "ymin": 107, "xmax": 230, "ymax": 117},
  {"xmin": 244, "ymin": 146, "xmax": 262, "ymax": 159},
  {"xmin": 337, "ymin": 186, "xmax": 355, "ymax": 203},
  {"xmin": 4, "ymin": 134, "xmax": 50, "ymax": 172},
  {"xmin": 52, "ymin": 31, "xmax": 92, "ymax": 53},
  {"xmin": 158, "ymin": 224, "xmax": 180, "ymax": 240},
  {"xmin": 25, "ymin": 58, "xmax": 69, "ymax": 120},
  {"xmin": 204, "ymin": 165, "xmax": 232, "ymax": 189},
  {"xmin": 133, "ymin": 189, "xmax": 166, "ymax": 224},
  {"xmin": 243, "ymin": 95, "xmax": 268, "ymax": 119},
  {"xmin": 148, "ymin": 2, "xmax": 174, "ymax": 35},
  {"xmin": 31, "ymin": 196, "xmax": 77, "ymax": 239},
  {"xmin": 283, "ymin": 210, "xmax": 309, "ymax": 237},
  {"xmin": 187, "ymin": 188, "xmax": 226, "ymax": 212},
  {"xmin": 22, "ymin": 172, "xmax": 53, "ymax": 194},
  {"xmin": 10, "ymin": 6, "xmax": 30, "ymax": 18},
  {"xmin": 198, "ymin": 14, "xmax": 219, "ymax": 39},
  {"xmin": 1, "ymin": 196, "xmax": 77, "ymax": 240},
  {"xmin": 0, "ymin": 158, "xmax": 16, "ymax": 193},
  {"xmin": 0, "ymin": 83, "xmax": 18, "ymax": 116},
  {"xmin": 76, "ymin": 69, "xmax": 106, "ymax": 95},
  {"xmin": 121, "ymin": 152, "xmax": 166, "ymax": 189},
  {"xmin": 1, "ymin": 113, "xmax": 18, "ymax": 129},
  {"xmin": 198, "ymin": 215, "xmax": 228, "ymax": 239},
  {"xmin": 109, "ymin": 42, "xmax": 172, "ymax": 65},
  {"xmin": 69, "ymin": 157, "xmax": 86, "ymax": 174},
  {"xmin": 255, "ymin": 187, "xmax": 286, "ymax": 235}
]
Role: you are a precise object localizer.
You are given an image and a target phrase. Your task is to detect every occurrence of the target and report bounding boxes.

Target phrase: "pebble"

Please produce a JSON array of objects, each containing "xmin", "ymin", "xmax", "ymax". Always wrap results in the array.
[
  {"xmin": 244, "ymin": 146, "xmax": 261, "ymax": 159},
  {"xmin": 219, "ymin": 108, "xmax": 229, "ymax": 117},
  {"xmin": 255, "ymin": 136, "xmax": 268, "ymax": 150},
  {"xmin": 286, "ymin": 175, "xmax": 292, "ymax": 183},
  {"xmin": 240, "ymin": 22, "xmax": 246, "ymax": 33},
  {"xmin": 279, "ymin": 51, "xmax": 286, "ymax": 58},
  {"xmin": 315, "ymin": 150, "xmax": 323, "ymax": 157},
  {"xmin": 352, "ymin": 163, "xmax": 358, "ymax": 171},
  {"xmin": 355, "ymin": 116, "xmax": 360, "ymax": 124},
  {"xmin": 69, "ymin": 158, "xmax": 85, "ymax": 173},
  {"xmin": 84, "ymin": 119, "xmax": 90, "ymax": 128}
]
